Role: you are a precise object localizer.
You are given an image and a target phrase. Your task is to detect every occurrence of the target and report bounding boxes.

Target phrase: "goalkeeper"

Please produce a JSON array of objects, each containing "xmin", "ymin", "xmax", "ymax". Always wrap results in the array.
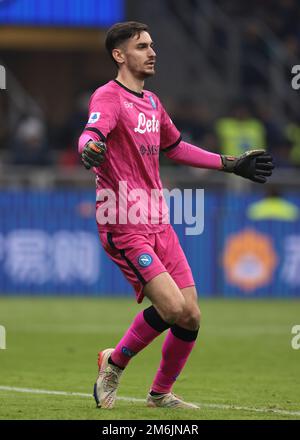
[{"xmin": 78, "ymin": 21, "xmax": 274, "ymax": 411}]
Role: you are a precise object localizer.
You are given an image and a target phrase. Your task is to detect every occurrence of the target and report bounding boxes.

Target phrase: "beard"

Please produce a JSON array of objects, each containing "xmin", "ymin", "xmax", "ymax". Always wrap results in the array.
[
  {"xmin": 132, "ymin": 66, "xmax": 155, "ymax": 80},
  {"xmin": 127, "ymin": 58, "xmax": 156, "ymax": 80},
  {"xmin": 140, "ymin": 69, "xmax": 155, "ymax": 79}
]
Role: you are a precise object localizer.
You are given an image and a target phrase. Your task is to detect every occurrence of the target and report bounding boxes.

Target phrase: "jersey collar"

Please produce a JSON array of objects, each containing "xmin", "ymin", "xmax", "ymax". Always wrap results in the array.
[{"xmin": 114, "ymin": 80, "xmax": 144, "ymax": 98}]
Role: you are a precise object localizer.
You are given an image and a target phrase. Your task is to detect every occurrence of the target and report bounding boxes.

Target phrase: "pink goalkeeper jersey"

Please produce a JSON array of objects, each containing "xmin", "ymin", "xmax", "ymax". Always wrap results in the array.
[{"xmin": 81, "ymin": 80, "xmax": 181, "ymax": 233}]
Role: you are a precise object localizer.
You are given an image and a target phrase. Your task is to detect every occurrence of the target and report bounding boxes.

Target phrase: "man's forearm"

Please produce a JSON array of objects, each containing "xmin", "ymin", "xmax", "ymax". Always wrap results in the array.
[
  {"xmin": 78, "ymin": 131, "xmax": 107, "ymax": 169},
  {"xmin": 164, "ymin": 140, "xmax": 222, "ymax": 170},
  {"xmin": 78, "ymin": 132, "xmax": 99, "ymax": 154}
]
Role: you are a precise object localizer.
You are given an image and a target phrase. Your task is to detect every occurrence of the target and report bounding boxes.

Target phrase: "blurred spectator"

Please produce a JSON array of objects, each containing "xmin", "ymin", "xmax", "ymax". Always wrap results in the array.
[
  {"xmin": 216, "ymin": 0, "xmax": 300, "ymax": 86},
  {"xmin": 286, "ymin": 117, "xmax": 300, "ymax": 167},
  {"xmin": 57, "ymin": 91, "xmax": 90, "ymax": 151},
  {"xmin": 270, "ymin": 137, "xmax": 293, "ymax": 168},
  {"xmin": 10, "ymin": 117, "xmax": 52, "ymax": 166},
  {"xmin": 247, "ymin": 185, "xmax": 299, "ymax": 221},
  {"xmin": 55, "ymin": 91, "xmax": 91, "ymax": 170},
  {"xmin": 162, "ymin": 99, "xmax": 217, "ymax": 168},
  {"xmin": 283, "ymin": 34, "xmax": 300, "ymax": 59},
  {"xmin": 3, "ymin": 0, "xmax": 300, "ymax": 175},
  {"xmin": 215, "ymin": 101, "xmax": 266, "ymax": 156},
  {"xmin": 240, "ymin": 22, "xmax": 270, "ymax": 91},
  {"xmin": 172, "ymin": 99, "xmax": 209, "ymax": 145},
  {"xmin": 200, "ymin": 131, "xmax": 219, "ymax": 152},
  {"xmin": 255, "ymin": 103, "xmax": 284, "ymax": 149},
  {"xmin": 216, "ymin": 0, "xmax": 300, "ymax": 45},
  {"xmin": 272, "ymin": 0, "xmax": 300, "ymax": 41},
  {"xmin": 57, "ymin": 147, "xmax": 80, "ymax": 169}
]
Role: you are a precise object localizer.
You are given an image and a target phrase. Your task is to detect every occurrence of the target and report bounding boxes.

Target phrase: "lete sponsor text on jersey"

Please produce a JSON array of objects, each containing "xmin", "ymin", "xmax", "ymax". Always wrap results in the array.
[{"xmin": 134, "ymin": 112, "xmax": 159, "ymax": 134}]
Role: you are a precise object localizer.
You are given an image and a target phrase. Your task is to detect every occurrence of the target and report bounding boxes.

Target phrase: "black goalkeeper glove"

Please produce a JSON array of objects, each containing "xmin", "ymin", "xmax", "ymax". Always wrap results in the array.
[
  {"xmin": 221, "ymin": 149, "xmax": 274, "ymax": 183},
  {"xmin": 81, "ymin": 140, "xmax": 107, "ymax": 170}
]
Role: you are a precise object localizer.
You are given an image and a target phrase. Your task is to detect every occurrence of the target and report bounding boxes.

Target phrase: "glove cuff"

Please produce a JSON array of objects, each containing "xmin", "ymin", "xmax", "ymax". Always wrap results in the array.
[
  {"xmin": 220, "ymin": 155, "xmax": 237, "ymax": 173},
  {"xmin": 86, "ymin": 140, "xmax": 107, "ymax": 154}
]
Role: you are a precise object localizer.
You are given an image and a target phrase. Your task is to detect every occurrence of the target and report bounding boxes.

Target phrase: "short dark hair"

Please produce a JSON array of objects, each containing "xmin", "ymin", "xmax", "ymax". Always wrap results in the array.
[{"xmin": 105, "ymin": 21, "xmax": 149, "ymax": 67}]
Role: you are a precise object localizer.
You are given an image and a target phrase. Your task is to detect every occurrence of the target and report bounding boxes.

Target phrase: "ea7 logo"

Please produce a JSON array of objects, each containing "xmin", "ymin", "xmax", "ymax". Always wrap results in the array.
[
  {"xmin": 124, "ymin": 101, "xmax": 133, "ymax": 108},
  {"xmin": 291, "ymin": 325, "xmax": 300, "ymax": 350},
  {"xmin": 0, "ymin": 65, "xmax": 6, "ymax": 90},
  {"xmin": 0, "ymin": 325, "xmax": 6, "ymax": 349}
]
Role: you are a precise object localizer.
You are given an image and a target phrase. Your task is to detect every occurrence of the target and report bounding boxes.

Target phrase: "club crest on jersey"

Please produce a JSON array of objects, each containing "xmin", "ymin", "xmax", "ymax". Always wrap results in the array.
[
  {"xmin": 88, "ymin": 112, "xmax": 101, "ymax": 123},
  {"xmin": 138, "ymin": 253, "xmax": 153, "ymax": 267},
  {"xmin": 134, "ymin": 112, "xmax": 159, "ymax": 134},
  {"xmin": 149, "ymin": 95, "xmax": 157, "ymax": 109}
]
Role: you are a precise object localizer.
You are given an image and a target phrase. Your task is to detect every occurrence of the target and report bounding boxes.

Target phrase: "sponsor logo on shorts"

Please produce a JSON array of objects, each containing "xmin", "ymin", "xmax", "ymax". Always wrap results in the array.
[
  {"xmin": 121, "ymin": 346, "xmax": 136, "ymax": 357},
  {"xmin": 138, "ymin": 253, "xmax": 153, "ymax": 267}
]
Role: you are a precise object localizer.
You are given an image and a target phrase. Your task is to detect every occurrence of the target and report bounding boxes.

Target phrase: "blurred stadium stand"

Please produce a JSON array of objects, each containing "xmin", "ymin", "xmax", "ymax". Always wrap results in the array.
[
  {"xmin": 0, "ymin": 0, "xmax": 299, "ymax": 297},
  {"xmin": 0, "ymin": 0, "xmax": 300, "ymax": 186}
]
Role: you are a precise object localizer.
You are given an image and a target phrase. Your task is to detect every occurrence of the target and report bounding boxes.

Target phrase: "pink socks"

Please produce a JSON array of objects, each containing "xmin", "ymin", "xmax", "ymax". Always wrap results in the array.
[
  {"xmin": 110, "ymin": 305, "xmax": 170, "ymax": 368},
  {"xmin": 150, "ymin": 325, "xmax": 199, "ymax": 394},
  {"xmin": 109, "ymin": 306, "xmax": 199, "ymax": 395}
]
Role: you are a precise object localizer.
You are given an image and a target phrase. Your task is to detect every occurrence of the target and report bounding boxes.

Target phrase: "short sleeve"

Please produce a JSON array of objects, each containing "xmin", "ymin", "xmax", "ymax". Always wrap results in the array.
[
  {"xmin": 84, "ymin": 88, "xmax": 120, "ymax": 141},
  {"xmin": 159, "ymin": 101, "xmax": 181, "ymax": 151}
]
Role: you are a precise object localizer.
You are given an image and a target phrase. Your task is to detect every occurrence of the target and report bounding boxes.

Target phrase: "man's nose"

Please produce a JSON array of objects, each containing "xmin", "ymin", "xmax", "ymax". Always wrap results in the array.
[{"xmin": 148, "ymin": 47, "xmax": 156, "ymax": 57}]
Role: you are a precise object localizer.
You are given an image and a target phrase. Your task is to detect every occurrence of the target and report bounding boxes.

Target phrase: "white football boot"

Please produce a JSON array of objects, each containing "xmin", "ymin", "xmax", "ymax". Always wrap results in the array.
[
  {"xmin": 146, "ymin": 392, "xmax": 199, "ymax": 409},
  {"xmin": 93, "ymin": 348, "xmax": 123, "ymax": 409}
]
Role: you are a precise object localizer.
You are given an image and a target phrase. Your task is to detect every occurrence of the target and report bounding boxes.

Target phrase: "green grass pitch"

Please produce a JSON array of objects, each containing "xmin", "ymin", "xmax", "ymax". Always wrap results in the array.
[{"xmin": 0, "ymin": 296, "xmax": 299, "ymax": 420}]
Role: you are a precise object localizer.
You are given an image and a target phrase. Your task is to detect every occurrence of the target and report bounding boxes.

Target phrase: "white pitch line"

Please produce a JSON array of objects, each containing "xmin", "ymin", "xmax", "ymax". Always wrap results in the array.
[{"xmin": 0, "ymin": 386, "xmax": 299, "ymax": 417}]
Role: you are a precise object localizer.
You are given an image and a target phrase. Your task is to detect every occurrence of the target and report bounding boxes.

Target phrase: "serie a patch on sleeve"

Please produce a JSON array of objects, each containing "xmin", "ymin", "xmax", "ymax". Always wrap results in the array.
[{"xmin": 88, "ymin": 112, "xmax": 101, "ymax": 123}]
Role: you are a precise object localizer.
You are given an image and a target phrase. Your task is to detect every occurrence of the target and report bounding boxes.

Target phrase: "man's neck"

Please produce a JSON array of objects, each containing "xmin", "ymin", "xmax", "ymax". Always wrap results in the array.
[{"xmin": 115, "ymin": 72, "xmax": 145, "ymax": 94}]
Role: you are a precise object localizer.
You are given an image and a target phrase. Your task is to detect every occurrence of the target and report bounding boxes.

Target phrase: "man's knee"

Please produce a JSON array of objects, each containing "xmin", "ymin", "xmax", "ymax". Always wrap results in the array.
[
  {"xmin": 176, "ymin": 304, "xmax": 201, "ymax": 331},
  {"xmin": 189, "ymin": 306, "xmax": 201, "ymax": 329},
  {"xmin": 143, "ymin": 273, "xmax": 186, "ymax": 325},
  {"xmin": 161, "ymin": 296, "xmax": 186, "ymax": 325}
]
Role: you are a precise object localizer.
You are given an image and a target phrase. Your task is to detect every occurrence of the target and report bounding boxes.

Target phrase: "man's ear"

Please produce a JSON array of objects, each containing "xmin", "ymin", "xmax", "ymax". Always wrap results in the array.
[{"xmin": 112, "ymin": 48, "xmax": 125, "ymax": 65}]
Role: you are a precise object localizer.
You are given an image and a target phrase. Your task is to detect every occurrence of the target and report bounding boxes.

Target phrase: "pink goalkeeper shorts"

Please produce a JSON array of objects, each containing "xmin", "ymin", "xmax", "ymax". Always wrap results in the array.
[{"xmin": 99, "ymin": 224, "xmax": 195, "ymax": 303}]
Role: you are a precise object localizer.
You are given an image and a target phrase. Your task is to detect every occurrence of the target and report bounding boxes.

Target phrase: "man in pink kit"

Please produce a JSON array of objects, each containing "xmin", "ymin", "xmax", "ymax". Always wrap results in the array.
[{"xmin": 78, "ymin": 22, "xmax": 274, "ymax": 409}]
